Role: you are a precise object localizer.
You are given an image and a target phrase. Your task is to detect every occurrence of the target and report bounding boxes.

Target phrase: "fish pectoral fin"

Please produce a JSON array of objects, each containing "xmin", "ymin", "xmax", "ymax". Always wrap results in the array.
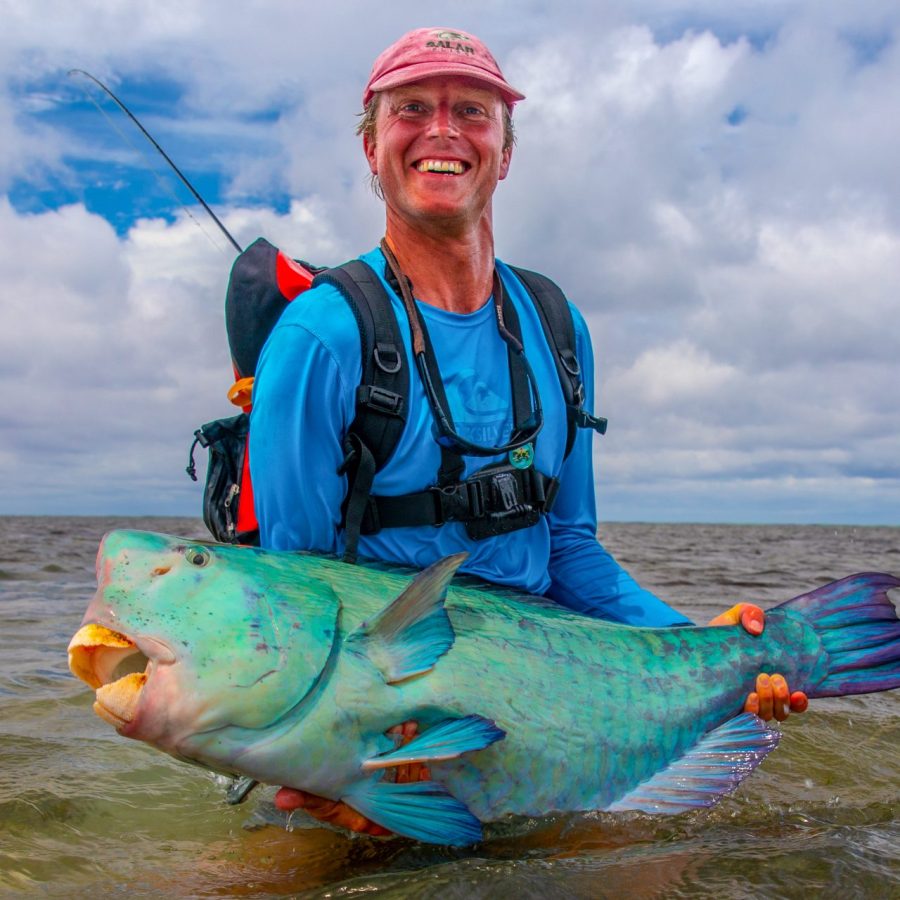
[
  {"xmin": 347, "ymin": 553, "xmax": 466, "ymax": 684},
  {"xmin": 362, "ymin": 715, "xmax": 506, "ymax": 771},
  {"xmin": 341, "ymin": 779, "xmax": 482, "ymax": 846},
  {"xmin": 224, "ymin": 776, "xmax": 259, "ymax": 805},
  {"xmin": 606, "ymin": 713, "xmax": 780, "ymax": 815}
]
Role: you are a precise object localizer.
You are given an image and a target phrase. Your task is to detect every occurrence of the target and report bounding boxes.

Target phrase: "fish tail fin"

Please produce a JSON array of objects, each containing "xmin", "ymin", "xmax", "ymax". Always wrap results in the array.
[{"xmin": 775, "ymin": 573, "xmax": 900, "ymax": 698}]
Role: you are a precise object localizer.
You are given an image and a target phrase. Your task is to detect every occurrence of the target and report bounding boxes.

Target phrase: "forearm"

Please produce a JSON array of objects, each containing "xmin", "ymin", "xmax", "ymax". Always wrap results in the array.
[
  {"xmin": 547, "ymin": 535, "xmax": 693, "ymax": 626},
  {"xmin": 545, "ymin": 305, "xmax": 692, "ymax": 627}
]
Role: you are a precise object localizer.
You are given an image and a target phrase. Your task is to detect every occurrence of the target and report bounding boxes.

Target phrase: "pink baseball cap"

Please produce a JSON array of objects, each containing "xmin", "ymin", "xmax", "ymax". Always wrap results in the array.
[{"xmin": 363, "ymin": 27, "xmax": 525, "ymax": 109}]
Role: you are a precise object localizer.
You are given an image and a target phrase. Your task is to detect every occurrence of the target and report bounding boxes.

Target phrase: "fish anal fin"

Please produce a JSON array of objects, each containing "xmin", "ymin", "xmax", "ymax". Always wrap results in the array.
[
  {"xmin": 362, "ymin": 715, "xmax": 505, "ymax": 771},
  {"xmin": 348, "ymin": 553, "xmax": 466, "ymax": 684},
  {"xmin": 606, "ymin": 713, "xmax": 780, "ymax": 815},
  {"xmin": 341, "ymin": 779, "xmax": 482, "ymax": 845}
]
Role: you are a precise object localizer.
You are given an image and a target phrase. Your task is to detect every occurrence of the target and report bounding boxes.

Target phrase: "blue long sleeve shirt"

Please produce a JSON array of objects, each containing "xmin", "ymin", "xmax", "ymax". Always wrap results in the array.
[{"xmin": 249, "ymin": 247, "xmax": 691, "ymax": 627}]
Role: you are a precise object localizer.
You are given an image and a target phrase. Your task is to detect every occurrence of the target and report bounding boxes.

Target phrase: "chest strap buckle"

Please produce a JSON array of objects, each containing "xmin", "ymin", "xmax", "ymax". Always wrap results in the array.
[{"xmin": 433, "ymin": 480, "xmax": 484, "ymax": 525}]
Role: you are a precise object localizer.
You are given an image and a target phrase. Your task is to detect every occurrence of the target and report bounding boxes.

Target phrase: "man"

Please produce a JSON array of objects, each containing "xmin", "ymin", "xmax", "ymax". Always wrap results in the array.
[{"xmin": 250, "ymin": 27, "xmax": 805, "ymax": 834}]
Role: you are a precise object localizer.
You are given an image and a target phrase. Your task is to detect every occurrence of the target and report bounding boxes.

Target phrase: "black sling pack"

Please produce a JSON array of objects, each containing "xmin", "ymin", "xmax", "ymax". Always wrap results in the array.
[{"xmin": 187, "ymin": 238, "xmax": 607, "ymax": 553}]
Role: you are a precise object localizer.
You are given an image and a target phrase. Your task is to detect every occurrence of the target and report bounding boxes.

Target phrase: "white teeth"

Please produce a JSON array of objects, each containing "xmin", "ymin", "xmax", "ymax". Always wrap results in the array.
[{"xmin": 417, "ymin": 160, "xmax": 465, "ymax": 174}]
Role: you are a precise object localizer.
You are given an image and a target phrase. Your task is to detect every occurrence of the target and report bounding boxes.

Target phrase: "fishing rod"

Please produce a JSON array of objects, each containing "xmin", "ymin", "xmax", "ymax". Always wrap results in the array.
[
  {"xmin": 69, "ymin": 68, "xmax": 243, "ymax": 255},
  {"xmin": 70, "ymin": 70, "xmax": 257, "ymax": 804}
]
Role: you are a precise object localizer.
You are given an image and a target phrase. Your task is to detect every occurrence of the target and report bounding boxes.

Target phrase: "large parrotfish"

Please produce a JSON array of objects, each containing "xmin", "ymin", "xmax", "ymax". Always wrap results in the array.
[{"xmin": 68, "ymin": 530, "xmax": 900, "ymax": 845}]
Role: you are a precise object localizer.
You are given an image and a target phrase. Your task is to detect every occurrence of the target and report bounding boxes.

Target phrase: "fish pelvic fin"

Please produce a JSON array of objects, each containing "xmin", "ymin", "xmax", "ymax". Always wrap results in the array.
[
  {"xmin": 362, "ymin": 715, "xmax": 505, "ymax": 771},
  {"xmin": 774, "ymin": 573, "xmax": 900, "ymax": 698},
  {"xmin": 348, "ymin": 553, "xmax": 466, "ymax": 684},
  {"xmin": 606, "ymin": 713, "xmax": 780, "ymax": 815},
  {"xmin": 341, "ymin": 779, "xmax": 482, "ymax": 845}
]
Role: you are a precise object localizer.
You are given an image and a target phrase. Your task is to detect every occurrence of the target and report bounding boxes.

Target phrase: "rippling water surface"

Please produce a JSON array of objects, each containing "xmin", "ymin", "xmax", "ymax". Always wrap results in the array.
[{"xmin": 1, "ymin": 517, "xmax": 898, "ymax": 898}]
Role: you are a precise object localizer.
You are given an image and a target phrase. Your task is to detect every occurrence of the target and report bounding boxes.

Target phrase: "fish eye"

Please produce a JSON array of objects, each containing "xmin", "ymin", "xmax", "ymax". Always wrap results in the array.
[{"xmin": 184, "ymin": 547, "xmax": 211, "ymax": 567}]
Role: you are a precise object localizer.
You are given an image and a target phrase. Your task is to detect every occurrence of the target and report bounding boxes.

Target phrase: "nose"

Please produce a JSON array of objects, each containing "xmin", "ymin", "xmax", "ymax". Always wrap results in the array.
[{"xmin": 425, "ymin": 102, "xmax": 459, "ymax": 139}]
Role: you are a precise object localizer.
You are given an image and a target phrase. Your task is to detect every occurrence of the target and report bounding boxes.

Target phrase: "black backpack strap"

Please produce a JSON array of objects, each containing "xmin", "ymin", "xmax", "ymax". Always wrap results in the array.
[
  {"xmin": 509, "ymin": 266, "xmax": 608, "ymax": 457},
  {"xmin": 312, "ymin": 260, "xmax": 409, "ymax": 562},
  {"xmin": 365, "ymin": 463, "xmax": 560, "ymax": 537},
  {"xmin": 497, "ymin": 288, "xmax": 536, "ymax": 443}
]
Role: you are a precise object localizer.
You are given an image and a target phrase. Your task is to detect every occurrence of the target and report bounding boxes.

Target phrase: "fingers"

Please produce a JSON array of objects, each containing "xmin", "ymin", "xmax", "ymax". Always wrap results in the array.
[
  {"xmin": 274, "ymin": 719, "xmax": 432, "ymax": 839},
  {"xmin": 756, "ymin": 673, "xmax": 775, "ymax": 720},
  {"xmin": 333, "ymin": 804, "xmax": 377, "ymax": 833},
  {"xmin": 394, "ymin": 720, "xmax": 416, "ymax": 784},
  {"xmin": 745, "ymin": 674, "xmax": 809, "ymax": 721},
  {"xmin": 395, "ymin": 760, "xmax": 431, "ymax": 783},
  {"xmin": 708, "ymin": 603, "xmax": 765, "ymax": 635},
  {"xmin": 274, "ymin": 786, "xmax": 308, "ymax": 811},
  {"xmin": 275, "ymin": 787, "xmax": 339, "ymax": 818},
  {"xmin": 708, "ymin": 603, "xmax": 743, "ymax": 627},
  {"xmin": 739, "ymin": 605, "xmax": 765, "ymax": 636},
  {"xmin": 275, "ymin": 786, "xmax": 394, "ymax": 836},
  {"xmin": 770, "ymin": 673, "xmax": 790, "ymax": 721},
  {"xmin": 392, "ymin": 720, "xmax": 431, "ymax": 784}
]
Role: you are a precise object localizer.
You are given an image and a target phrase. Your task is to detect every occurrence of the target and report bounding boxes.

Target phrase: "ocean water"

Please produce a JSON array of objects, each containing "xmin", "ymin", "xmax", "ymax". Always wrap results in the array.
[{"xmin": 1, "ymin": 516, "xmax": 898, "ymax": 898}]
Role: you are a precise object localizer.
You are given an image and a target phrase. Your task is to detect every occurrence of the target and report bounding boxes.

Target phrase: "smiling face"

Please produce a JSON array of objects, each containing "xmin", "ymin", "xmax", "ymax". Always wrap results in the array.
[{"xmin": 363, "ymin": 75, "xmax": 513, "ymax": 238}]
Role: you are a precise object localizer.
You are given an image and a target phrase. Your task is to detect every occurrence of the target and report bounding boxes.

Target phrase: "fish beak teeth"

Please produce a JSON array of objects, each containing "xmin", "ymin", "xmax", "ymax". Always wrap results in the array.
[
  {"xmin": 68, "ymin": 624, "xmax": 149, "ymax": 728},
  {"xmin": 94, "ymin": 673, "xmax": 147, "ymax": 728},
  {"xmin": 68, "ymin": 624, "xmax": 137, "ymax": 688}
]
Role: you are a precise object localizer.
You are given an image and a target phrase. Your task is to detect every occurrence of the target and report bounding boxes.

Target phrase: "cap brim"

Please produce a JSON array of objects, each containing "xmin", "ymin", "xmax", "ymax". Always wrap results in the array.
[{"xmin": 365, "ymin": 61, "xmax": 525, "ymax": 107}]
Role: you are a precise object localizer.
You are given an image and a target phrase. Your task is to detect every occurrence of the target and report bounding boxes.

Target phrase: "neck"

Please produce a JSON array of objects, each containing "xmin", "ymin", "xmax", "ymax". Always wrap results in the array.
[{"xmin": 382, "ymin": 211, "xmax": 496, "ymax": 313}]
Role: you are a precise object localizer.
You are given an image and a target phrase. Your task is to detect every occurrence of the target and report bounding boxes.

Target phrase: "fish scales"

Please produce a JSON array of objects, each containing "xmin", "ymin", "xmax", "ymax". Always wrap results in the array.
[{"xmin": 68, "ymin": 531, "xmax": 900, "ymax": 845}]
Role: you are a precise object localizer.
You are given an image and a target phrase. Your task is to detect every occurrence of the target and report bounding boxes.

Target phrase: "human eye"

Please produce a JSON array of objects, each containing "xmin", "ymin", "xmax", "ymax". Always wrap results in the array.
[
  {"xmin": 395, "ymin": 99, "xmax": 428, "ymax": 117},
  {"xmin": 457, "ymin": 100, "xmax": 493, "ymax": 123}
]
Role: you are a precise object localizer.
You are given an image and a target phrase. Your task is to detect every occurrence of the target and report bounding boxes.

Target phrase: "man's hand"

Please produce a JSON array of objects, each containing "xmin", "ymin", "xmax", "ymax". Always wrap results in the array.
[
  {"xmin": 708, "ymin": 601, "xmax": 765, "ymax": 634},
  {"xmin": 273, "ymin": 786, "xmax": 392, "ymax": 835},
  {"xmin": 708, "ymin": 603, "xmax": 809, "ymax": 721},
  {"xmin": 273, "ymin": 721, "xmax": 427, "ymax": 836},
  {"xmin": 743, "ymin": 672, "xmax": 809, "ymax": 721}
]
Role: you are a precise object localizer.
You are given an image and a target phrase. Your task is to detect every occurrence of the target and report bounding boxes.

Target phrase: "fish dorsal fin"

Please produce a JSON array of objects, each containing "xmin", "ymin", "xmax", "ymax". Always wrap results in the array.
[
  {"xmin": 348, "ymin": 553, "xmax": 466, "ymax": 684},
  {"xmin": 606, "ymin": 714, "xmax": 780, "ymax": 814},
  {"xmin": 362, "ymin": 715, "xmax": 505, "ymax": 771},
  {"xmin": 341, "ymin": 779, "xmax": 482, "ymax": 845}
]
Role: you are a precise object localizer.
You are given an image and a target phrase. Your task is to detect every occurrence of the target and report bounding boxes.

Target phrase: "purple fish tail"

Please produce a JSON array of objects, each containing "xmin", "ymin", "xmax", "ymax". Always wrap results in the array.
[{"xmin": 775, "ymin": 573, "xmax": 900, "ymax": 698}]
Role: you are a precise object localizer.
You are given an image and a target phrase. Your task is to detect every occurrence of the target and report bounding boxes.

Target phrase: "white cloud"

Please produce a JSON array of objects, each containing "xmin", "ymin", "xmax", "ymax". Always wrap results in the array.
[
  {"xmin": 608, "ymin": 339, "xmax": 738, "ymax": 408},
  {"xmin": 0, "ymin": 195, "xmax": 365, "ymax": 513},
  {"xmin": 694, "ymin": 216, "xmax": 900, "ymax": 368}
]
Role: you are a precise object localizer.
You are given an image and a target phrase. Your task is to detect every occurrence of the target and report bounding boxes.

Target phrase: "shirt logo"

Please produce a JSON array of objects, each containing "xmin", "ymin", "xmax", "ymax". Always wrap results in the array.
[{"xmin": 445, "ymin": 370, "xmax": 511, "ymax": 445}]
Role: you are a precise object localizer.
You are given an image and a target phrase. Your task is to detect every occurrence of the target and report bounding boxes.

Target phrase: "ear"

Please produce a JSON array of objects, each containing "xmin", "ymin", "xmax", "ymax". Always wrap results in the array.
[
  {"xmin": 363, "ymin": 133, "xmax": 378, "ymax": 175},
  {"xmin": 498, "ymin": 143, "xmax": 513, "ymax": 182}
]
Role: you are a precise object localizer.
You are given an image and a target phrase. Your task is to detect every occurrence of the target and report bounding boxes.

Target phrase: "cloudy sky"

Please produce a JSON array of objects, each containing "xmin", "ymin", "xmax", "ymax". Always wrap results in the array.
[{"xmin": 3, "ymin": 0, "xmax": 898, "ymax": 525}]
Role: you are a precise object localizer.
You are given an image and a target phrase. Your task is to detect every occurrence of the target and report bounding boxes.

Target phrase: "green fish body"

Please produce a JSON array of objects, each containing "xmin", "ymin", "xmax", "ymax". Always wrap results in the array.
[{"xmin": 69, "ymin": 530, "xmax": 900, "ymax": 844}]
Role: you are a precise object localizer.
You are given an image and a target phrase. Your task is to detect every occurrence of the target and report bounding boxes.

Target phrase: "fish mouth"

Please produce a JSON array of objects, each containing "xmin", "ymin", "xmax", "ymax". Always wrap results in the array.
[{"xmin": 68, "ymin": 624, "xmax": 154, "ymax": 729}]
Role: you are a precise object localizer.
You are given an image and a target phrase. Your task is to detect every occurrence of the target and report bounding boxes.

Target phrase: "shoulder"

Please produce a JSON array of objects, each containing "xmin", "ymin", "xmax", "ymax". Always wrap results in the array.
[
  {"xmin": 265, "ymin": 251, "xmax": 389, "ymax": 367},
  {"xmin": 497, "ymin": 259, "xmax": 591, "ymax": 338},
  {"xmin": 273, "ymin": 280, "xmax": 359, "ymax": 353}
]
